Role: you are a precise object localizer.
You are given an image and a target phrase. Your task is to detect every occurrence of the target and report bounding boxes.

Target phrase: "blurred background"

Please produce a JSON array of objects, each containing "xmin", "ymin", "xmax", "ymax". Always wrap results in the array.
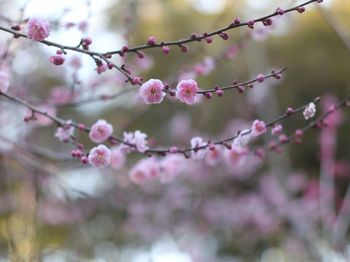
[{"xmin": 0, "ymin": 0, "xmax": 350, "ymax": 261}]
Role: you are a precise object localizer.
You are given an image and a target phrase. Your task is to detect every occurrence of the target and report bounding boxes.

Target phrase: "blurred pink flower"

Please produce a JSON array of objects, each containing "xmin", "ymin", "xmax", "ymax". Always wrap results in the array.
[
  {"xmin": 110, "ymin": 146, "xmax": 126, "ymax": 170},
  {"xmin": 0, "ymin": 71, "xmax": 9, "ymax": 93},
  {"xmin": 54, "ymin": 123, "xmax": 74, "ymax": 142},
  {"xmin": 89, "ymin": 119, "xmax": 113, "ymax": 143},
  {"xmin": 129, "ymin": 157, "xmax": 159, "ymax": 184},
  {"xmin": 190, "ymin": 136, "xmax": 207, "ymax": 160}
]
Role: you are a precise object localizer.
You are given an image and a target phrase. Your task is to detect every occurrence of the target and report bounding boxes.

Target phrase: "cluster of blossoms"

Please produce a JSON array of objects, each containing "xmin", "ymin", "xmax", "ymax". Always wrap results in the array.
[
  {"xmin": 122, "ymin": 130, "xmax": 149, "ymax": 153},
  {"xmin": 88, "ymin": 129, "xmax": 149, "ymax": 168},
  {"xmin": 139, "ymin": 78, "xmax": 199, "ymax": 105},
  {"xmin": 129, "ymin": 155, "xmax": 185, "ymax": 184}
]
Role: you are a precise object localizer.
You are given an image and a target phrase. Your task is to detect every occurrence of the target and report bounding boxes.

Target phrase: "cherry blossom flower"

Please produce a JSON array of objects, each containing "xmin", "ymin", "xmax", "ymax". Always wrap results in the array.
[
  {"xmin": 0, "ymin": 71, "xmax": 9, "ymax": 93},
  {"xmin": 139, "ymin": 79, "xmax": 166, "ymax": 104},
  {"xmin": 251, "ymin": 120, "xmax": 267, "ymax": 137},
  {"xmin": 303, "ymin": 102, "xmax": 316, "ymax": 120},
  {"xmin": 205, "ymin": 146, "xmax": 221, "ymax": 166},
  {"xmin": 129, "ymin": 158, "xmax": 160, "ymax": 184},
  {"xmin": 193, "ymin": 57, "xmax": 215, "ymax": 76},
  {"xmin": 122, "ymin": 130, "xmax": 149, "ymax": 153},
  {"xmin": 224, "ymin": 146, "xmax": 247, "ymax": 167},
  {"xmin": 271, "ymin": 124, "xmax": 283, "ymax": 135},
  {"xmin": 190, "ymin": 136, "xmax": 208, "ymax": 160},
  {"xmin": 232, "ymin": 129, "xmax": 251, "ymax": 147},
  {"xmin": 110, "ymin": 146, "xmax": 126, "ymax": 170},
  {"xmin": 54, "ymin": 122, "xmax": 74, "ymax": 142},
  {"xmin": 88, "ymin": 144, "xmax": 111, "ymax": 168},
  {"xmin": 89, "ymin": 119, "xmax": 113, "ymax": 143},
  {"xmin": 133, "ymin": 130, "xmax": 149, "ymax": 152},
  {"xmin": 176, "ymin": 79, "xmax": 199, "ymax": 105},
  {"xmin": 159, "ymin": 155, "xmax": 185, "ymax": 183},
  {"xmin": 26, "ymin": 18, "xmax": 50, "ymax": 41}
]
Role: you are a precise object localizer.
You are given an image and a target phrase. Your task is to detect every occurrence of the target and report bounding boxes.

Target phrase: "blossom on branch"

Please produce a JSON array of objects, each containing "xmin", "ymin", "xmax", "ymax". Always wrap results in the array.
[
  {"xmin": 139, "ymin": 79, "xmax": 166, "ymax": 104},
  {"xmin": 251, "ymin": 120, "xmax": 267, "ymax": 137},
  {"xmin": 89, "ymin": 119, "xmax": 114, "ymax": 143},
  {"xmin": 26, "ymin": 18, "xmax": 50, "ymax": 41},
  {"xmin": 54, "ymin": 122, "xmax": 74, "ymax": 142},
  {"xmin": 303, "ymin": 102, "xmax": 316, "ymax": 120},
  {"xmin": 88, "ymin": 144, "xmax": 111, "ymax": 168},
  {"xmin": 176, "ymin": 79, "xmax": 199, "ymax": 105}
]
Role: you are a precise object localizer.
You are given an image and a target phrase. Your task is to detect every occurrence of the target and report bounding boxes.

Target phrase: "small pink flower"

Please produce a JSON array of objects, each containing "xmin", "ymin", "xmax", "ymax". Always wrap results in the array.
[
  {"xmin": 224, "ymin": 146, "xmax": 247, "ymax": 166},
  {"xmin": 139, "ymin": 79, "xmax": 166, "ymax": 104},
  {"xmin": 303, "ymin": 102, "xmax": 316, "ymax": 120},
  {"xmin": 0, "ymin": 71, "xmax": 10, "ymax": 93},
  {"xmin": 205, "ymin": 146, "xmax": 221, "ymax": 166},
  {"xmin": 176, "ymin": 79, "xmax": 199, "ymax": 105},
  {"xmin": 26, "ymin": 18, "xmax": 50, "ymax": 41},
  {"xmin": 159, "ymin": 155, "xmax": 184, "ymax": 183},
  {"xmin": 134, "ymin": 130, "xmax": 149, "ymax": 152},
  {"xmin": 110, "ymin": 146, "xmax": 126, "ymax": 170},
  {"xmin": 121, "ymin": 130, "xmax": 149, "ymax": 153},
  {"xmin": 251, "ymin": 120, "xmax": 267, "ymax": 137},
  {"xmin": 271, "ymin": 124, "xmax": 283, "ymax": 135},
  {"xmin": 88, "ymin": 144, "xmax": 111, "ymax": 168},
  {"xmin": 89, "ymin": 119, "xmax": 113, "ymax": 143},
  {"xmin": 54, "ymin": 122, "xmax": 74, "ymax": 142},
  {"xmin": 190, "ymin": 136, "xmax": 208, "ymax": 159}
]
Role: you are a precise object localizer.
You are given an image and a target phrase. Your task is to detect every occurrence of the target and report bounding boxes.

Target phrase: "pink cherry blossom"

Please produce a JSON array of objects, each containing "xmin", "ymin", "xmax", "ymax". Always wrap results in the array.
[
  {"xmin": 224, "ymin": 146, "xmax": 247, "ymax": 167},
  {"xmin": 193, "ymin": 57, "xmax": 215, "ymax": 76},
  {"xmin": 303, "ymin": 102, "xmax": 316, "ymax": 120},
  {"xmin": 89, "ymin": 119, "xmax": 113, "ymax": 143},
  {"xmin": 159, "ymin": 155, "xmax": 184, "ymax": 183},
  {"xmin": 88, "ymin": 144, "xmax": 111, "ymax": 168},
  {"xmin": 0, "ymin": 71, "xmax": 9, "ymax": 93},
  {"xmin": 176, "ymin": 79, "xmax": 199, "ymax": 105},
  {"xmin": 129, "ymin": 158, "xmax": 159, "ymax": 184},
  {"xmin": 139, "ymin": 79, "xmax": 166, "ymax": 104},
  {"xmin": 110, "ymin": 146, "xmax": 126, "ymax": 170},
  {"xmin": 205, "ymin": 146, "xmax": 221, "ymax": 166},
  {"xmin": 251, "ymin": 120, "xmax": 267, "ymax": 137},
  {"xmin": 133, "ymin": 130, "xmax": 149, "ymax": 152},
  {"xmin": 54, "ymin": 122, "xmax": 74, "ymax": 142},
  {"xmin": 26, "ymin": 18, "xmax": 50, "ymax": 41},
  {"xmin": 31, "ymin": 105, "xmax": 56, "ymax": 126},
  {"xmin": 271, "ymin": 124, "xmax": 283, "ymax": 135},
  {"xmin": 122, "ymin": 130, "xmax": 149, "ymax": 153},
  {"xmin": 190, "ymin": 136, "xmax": 208, "ymax": 160},
  {"xmin": 48, "ymin": 86, "xmax": 75, "ymax": 105}
]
